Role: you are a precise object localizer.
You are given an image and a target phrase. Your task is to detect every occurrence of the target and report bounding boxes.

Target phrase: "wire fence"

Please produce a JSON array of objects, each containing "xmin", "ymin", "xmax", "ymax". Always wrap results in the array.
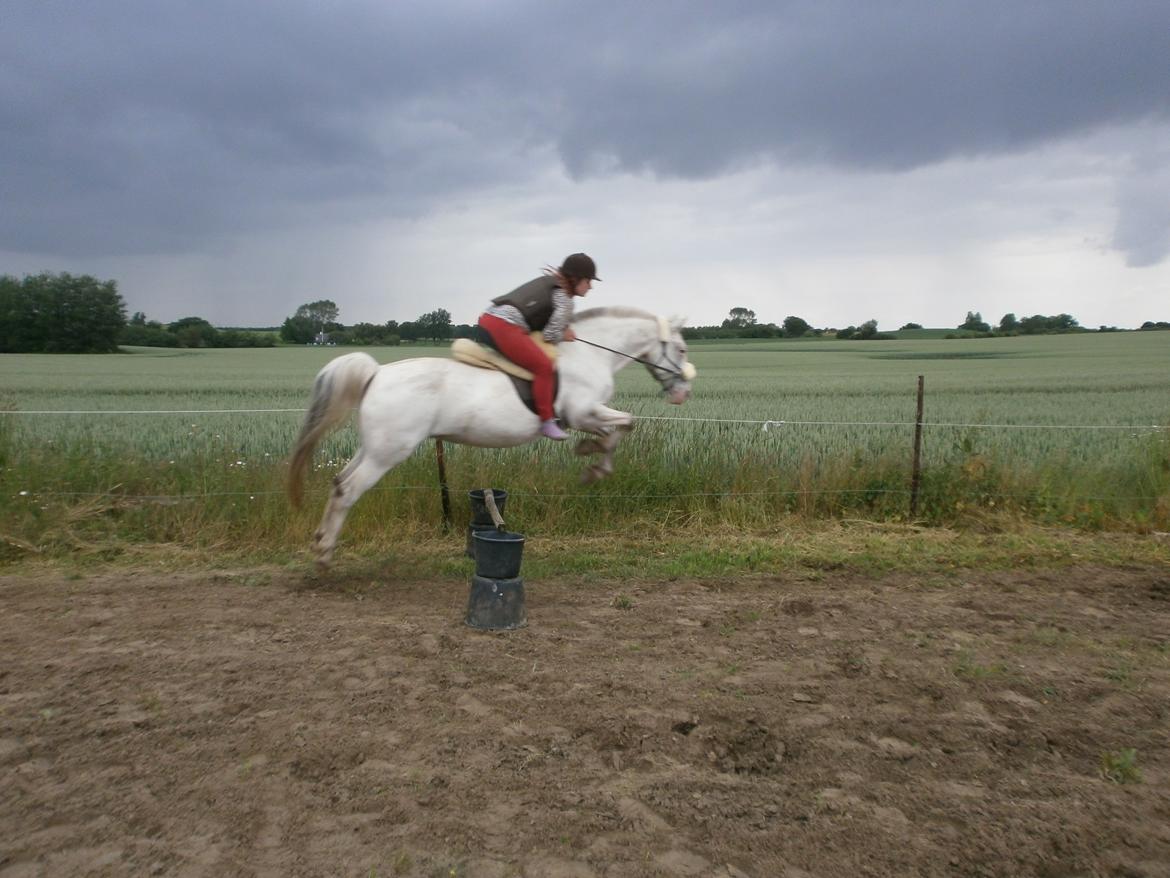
[{"xmin": 2, "ymin": 408, "xmax": 1166, "ymax": 431}]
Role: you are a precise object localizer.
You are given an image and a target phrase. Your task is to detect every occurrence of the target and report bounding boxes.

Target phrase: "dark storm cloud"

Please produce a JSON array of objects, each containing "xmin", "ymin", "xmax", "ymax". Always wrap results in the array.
[
  {"xmin": 3, "ymin": 0, "xmax": 1168, "ymax": 259},
  {"xmin": 553, "ymin": 1, "xmax": 1170, "ymax": 176}
]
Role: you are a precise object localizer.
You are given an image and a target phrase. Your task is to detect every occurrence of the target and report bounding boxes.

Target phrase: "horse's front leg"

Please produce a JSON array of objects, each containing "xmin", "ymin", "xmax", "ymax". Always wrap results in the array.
[
  {"xmin": 573, "ymin": 426, "xmax": 612, "ymax": 457},
  {"xmin": 589, "ymin": 423, "xmax": 634, "ymax": 482},
  {"xmin": 569, "ymin": 404, "xmax": 634, "ymax": 483}
]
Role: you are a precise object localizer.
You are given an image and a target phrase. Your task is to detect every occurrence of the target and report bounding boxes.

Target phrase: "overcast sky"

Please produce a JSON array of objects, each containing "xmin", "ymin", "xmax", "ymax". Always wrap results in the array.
[{"xmin": 3, "ymin": 0, "xmax": 1169, "ymax": 330}]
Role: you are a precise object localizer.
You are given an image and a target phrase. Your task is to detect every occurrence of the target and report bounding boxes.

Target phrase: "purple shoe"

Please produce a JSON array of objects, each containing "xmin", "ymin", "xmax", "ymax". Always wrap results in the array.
[{"xmin": 540, "ymin": 419, "xmax": 569, "ymax": 440}]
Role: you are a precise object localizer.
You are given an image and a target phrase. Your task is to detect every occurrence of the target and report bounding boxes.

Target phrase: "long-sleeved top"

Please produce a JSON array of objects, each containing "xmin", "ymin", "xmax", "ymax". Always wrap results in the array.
[{"xmin": 483, "ymin": 287, "xmax": 574, "ymax": 342}]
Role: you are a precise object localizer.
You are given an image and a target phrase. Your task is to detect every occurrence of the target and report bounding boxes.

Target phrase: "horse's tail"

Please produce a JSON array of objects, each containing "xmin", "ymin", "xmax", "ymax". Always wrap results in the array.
[{"xmin": 287, "ymin": 352, "xmax": 379, "ymax": 508}]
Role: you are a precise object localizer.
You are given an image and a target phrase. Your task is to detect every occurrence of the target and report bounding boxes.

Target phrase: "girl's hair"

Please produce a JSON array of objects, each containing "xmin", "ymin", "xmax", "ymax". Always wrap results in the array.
[{"xmin": 542, "ymin": 265, "xmax": 578, "ymax": 290}]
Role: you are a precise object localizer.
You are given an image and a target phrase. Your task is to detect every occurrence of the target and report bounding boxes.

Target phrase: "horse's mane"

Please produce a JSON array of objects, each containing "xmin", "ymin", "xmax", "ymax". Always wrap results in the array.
[{"xmin": 573, "ymin": 306, "xmax": 657, "ymax": 323}]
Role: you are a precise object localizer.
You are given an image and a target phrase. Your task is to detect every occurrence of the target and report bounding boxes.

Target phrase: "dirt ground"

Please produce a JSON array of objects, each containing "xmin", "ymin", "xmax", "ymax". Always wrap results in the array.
[{"xmin": 2, "ymin": 562, "xmax": 1169, "ymax": 878}]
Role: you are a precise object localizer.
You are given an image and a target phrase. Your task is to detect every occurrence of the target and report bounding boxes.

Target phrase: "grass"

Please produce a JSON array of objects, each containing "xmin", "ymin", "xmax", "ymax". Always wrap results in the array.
[
  {"xmin": 953, "ymin": 650, "xmax": 1009, "ymax": 679},
  {"xmin": 1, "ymin": 332, "xmax": 1168, "ymax": 562},
  {"xmin": 1100, "ymin": 748, "xmax": 1142, "ymax": 784},
  {"xmin": 4, "ymin": 519, "xmax": 1168, "ymax": 581}
]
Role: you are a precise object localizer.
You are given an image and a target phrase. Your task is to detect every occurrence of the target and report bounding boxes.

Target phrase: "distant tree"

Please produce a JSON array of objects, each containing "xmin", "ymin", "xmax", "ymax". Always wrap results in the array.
[
  {"xmin": 216, "ymin": 329, "xmax": 275, "ymax": 348},
  {"xmin": 280, "ymin": 315, "xmax": 315, "ymax": 344},
  {"xmin": 899, "ymin": 322, "xmax": 923, "ymax": 330},
  {"xmin": 856, "ymin": 319, "xmax": 880, "ymax": 340},
  {"xmin": 416, "ymin": 308, "xmax": 453, "ymax": 341},
  {"xmin": 294, "ymin": 299, "xmax": 340, "ymax": 332},
  {"xmin": 735, "ymin": 321, "xmax": 779, "ymax": 338},
  {"xmin": 998, "ymin": 313, "xmax": 1018, "ymax": 333},
  {"xmin": 1019, "ymin": 314, "xmax": 1045, "ymax": 334},
  {"xmin": 168, "ymin": 317, "xmax": 220, "ymax": 348},
  {"xmin": 1139, "ymin": 321, "xmax": 1170, "ymax": 331},
  {"xmin": 782, "ymin": 315, "xmax": 811, "ymax": 338},
  {"xmin": 120, "ymin": 314, "xmax": 179, "ymax": 347},
  {"xmin": 0, "ymin": 272, "xmax": 126, "ymax": 353},
  {"xmin": 835, "ymin": 319, "xmax": 892, "ymax": 340},
  {"xmin": 959, "ymin": 311, "xmax": 991, "ymax": 333},
  {"xmin": 343, "ymin": 322, "xmax": 384, "ymax": 345},
  {"xmin": 0, "ymin": 273, "xmax": 41, "ymax": 352},
  {"xmin": 1018, "ymin": 313, "xmax": 1080, "ymax": 335},
  {"xmin": 722, "ymin": 307, "xmax": 757, "ymax": 329},
  {"xmin": 398, "ymin": 321, "xmax": 420, "ymax": 342},
  {"xmin": 281, "ymin": 299, "xmax": 339, "ymax": 344}
]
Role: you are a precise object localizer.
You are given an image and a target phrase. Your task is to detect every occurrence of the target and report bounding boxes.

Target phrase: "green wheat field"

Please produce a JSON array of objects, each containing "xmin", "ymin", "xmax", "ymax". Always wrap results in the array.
[{"xmin": 2, "ymin": 331, "xmax": 1168, "ymax": 556}]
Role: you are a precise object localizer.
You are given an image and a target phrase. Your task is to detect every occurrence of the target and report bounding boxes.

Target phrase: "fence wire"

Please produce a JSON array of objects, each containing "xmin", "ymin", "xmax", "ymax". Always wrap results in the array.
[
  {"xmin": 10, "ymin": 485, "xmax": 1163, "ymax": 503},
  {"xmin": 1, "ymin": 408, "xmax": 1165, "ymax": 432}
]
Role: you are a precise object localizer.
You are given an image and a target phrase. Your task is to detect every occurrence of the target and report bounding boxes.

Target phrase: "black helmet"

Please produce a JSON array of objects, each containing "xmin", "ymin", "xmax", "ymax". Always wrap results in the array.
[{"xmin": 560, "ymin": 253, "xmax": 600, "ymax": 281}]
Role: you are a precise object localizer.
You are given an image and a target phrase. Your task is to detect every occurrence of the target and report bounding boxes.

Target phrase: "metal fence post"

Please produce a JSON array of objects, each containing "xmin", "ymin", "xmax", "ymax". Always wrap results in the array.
[{"xmin": 435, "ymin": 439, "xmax": 452, "ymax": 532}]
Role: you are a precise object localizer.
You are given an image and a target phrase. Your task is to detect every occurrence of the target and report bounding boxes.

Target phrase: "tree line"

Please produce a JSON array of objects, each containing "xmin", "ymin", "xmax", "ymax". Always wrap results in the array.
[
  {"xmin": 279, "ymin": 300, "xmax": 470, "ymax": 345},
  {"xmin": 951, "ymin": 311, "xmax": 1085, "ymax": 336},
  {"xmin": 0, "ymin": 272, "xmax": 276, "ymax": 352},
  {"xmin": 683, "ymin": 308, "xmax": 1170, "ymax": 341},
  {"xmin": 122, "ymin": 313, "xmax": 276, "ymax": 348},
  {"xmin": 3, "ymin": 273, "xmax": 1167, "ymax": 354}
]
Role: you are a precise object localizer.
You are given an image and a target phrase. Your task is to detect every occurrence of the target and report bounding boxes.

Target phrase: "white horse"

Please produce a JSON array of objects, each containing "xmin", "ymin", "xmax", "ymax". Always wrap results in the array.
[{"xmin": 288, "ymin": 307, "xmax": 696, "ymax": 568}]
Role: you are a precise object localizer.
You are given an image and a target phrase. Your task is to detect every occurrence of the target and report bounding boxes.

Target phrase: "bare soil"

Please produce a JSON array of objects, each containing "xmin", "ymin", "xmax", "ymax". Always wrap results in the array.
[{"xmin": 2, "ymin": 563, "xmax": 1169, "ymax": 878}]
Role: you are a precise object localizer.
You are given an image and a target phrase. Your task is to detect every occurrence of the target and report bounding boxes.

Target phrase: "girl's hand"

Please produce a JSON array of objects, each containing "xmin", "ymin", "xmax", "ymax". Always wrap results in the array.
[{"xmin": 563, "ymin": 328, "xmax": 577, "ymax": 342}]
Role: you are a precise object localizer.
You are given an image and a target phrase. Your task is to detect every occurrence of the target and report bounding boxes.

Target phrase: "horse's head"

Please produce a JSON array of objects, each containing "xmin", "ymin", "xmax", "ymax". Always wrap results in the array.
[
  {"xmin": 645, "ymin": 315, "xmax": 696, "ymax": 405},
  {"xmin": 570, "ymin": 307, "xmax": 696, "ymax": 404}
]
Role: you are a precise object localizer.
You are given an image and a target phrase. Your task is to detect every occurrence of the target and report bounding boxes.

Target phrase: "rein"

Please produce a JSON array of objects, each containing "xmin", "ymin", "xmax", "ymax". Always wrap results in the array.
[
  {"xmin": 574, "ymin": 316, "xmax": 697, "ymax": 389},
  {"xmin": 573, "ymin": 337, "xmax": 687, "ymax": 378}
]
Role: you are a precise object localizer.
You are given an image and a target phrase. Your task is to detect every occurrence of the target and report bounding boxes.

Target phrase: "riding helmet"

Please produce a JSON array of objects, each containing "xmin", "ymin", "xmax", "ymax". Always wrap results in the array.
[{"xmin": 560, "ymin": 253, "xmax": 600, "ymax": 281}]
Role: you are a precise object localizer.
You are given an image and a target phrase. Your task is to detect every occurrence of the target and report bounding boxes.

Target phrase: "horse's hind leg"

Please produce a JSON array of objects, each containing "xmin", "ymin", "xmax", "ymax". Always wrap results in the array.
[{"xmin": 312, "ymin": 447, "xmax": 403, "ymax": 569}]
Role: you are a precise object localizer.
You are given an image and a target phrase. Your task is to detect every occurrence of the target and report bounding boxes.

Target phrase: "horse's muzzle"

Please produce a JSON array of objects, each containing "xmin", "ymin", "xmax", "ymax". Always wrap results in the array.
[{"xmin": 667, "ymin": 384, "xmax": 691, "ymax": 405}]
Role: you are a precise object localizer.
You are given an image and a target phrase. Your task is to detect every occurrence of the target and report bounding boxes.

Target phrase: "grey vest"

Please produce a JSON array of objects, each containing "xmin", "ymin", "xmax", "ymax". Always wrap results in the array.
[{"xmin": 491, "ymin": 276, "xmax": 559, "ymax": 330}]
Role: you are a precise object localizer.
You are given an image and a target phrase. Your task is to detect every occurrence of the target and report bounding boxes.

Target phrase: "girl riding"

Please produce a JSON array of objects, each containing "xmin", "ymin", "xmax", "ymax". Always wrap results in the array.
[{"xmin": 477, "ymin": 253, "xmax": 600, "ymax": 440}]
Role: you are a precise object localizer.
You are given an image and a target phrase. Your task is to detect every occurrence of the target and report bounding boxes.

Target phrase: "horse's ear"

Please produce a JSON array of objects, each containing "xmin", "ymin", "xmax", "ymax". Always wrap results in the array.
[{"xmin": 669, "ymin": 314, "xmax": 689, "ymax": 332}]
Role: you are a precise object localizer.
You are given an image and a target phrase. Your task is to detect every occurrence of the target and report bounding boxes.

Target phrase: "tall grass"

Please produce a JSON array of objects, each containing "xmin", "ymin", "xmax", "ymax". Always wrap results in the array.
[{"xmin": 1, "ymin": 332, "xmax": 1168, "ymax": 558}]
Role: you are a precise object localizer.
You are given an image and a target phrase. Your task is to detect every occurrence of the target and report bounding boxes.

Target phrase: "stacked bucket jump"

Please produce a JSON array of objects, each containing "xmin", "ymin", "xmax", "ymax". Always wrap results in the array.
[{"xmin": 466, "ymin": 489, "xmax": 527, "ymax": 630}]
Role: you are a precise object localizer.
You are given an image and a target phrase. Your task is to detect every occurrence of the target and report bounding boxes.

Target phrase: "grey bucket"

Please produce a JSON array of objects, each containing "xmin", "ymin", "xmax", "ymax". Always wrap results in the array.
[
  {"xmin": 472, "ymin": 529, "xmax": 525, "ymax": 579},
  {"xmin": 465, "ymin": 574, "xmax": 527, "ymax": 630},
  {"xmin": 468, "ymin": 489, "xmax": 508, "ymax": 526}
]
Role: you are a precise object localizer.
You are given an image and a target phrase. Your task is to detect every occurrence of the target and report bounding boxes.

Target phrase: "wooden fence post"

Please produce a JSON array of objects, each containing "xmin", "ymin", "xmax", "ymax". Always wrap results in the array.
[{"xmin": 910, "ymin": 375, "xmax": 924, "ymax": 518}]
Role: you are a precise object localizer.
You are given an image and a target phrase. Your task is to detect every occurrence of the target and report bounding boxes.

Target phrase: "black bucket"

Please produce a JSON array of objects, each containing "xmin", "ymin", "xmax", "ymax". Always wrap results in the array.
[
  {"xmin": 465, "ymin": 522, "xmax": 499, "ymax": 558},
  {"xmin": 466, "ymin": 574, "xmax": 526, "ymax": 630},
  {"xmin": 468, "ymin": 489, "xmax": 508, "ymax": 526},
  {"xmin": 472, "ymin": 529, "xmax": 525, "ymax": 579}
]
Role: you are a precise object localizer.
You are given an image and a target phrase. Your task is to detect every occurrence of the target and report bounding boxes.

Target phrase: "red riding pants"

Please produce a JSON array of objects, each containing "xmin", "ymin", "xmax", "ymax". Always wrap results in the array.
[{"xmin": 478, "ymin": 313, "xmax": 556, "ymax": 420}]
